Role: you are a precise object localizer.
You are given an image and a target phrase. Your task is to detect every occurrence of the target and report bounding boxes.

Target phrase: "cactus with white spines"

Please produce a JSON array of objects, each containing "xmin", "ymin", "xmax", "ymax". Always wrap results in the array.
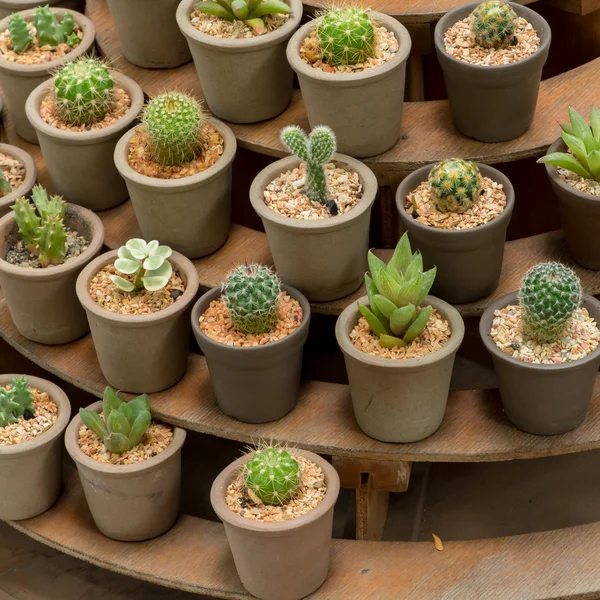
[
  {"xmin": 244, "ymin": 447, "xmax": 301, "ymax": 505},
  {"xmin": 469, "ymin": 1, "xmax": 518, "ymax": 49}
]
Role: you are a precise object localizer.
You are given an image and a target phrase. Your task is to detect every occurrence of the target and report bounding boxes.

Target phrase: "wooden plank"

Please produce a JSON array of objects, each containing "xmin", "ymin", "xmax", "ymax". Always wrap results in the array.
[
  {"xmin": 332, "ymin": 457, "xmax": 411, "ymax": 491},
  {"xmin": 545, "ymin": 0, "xmax": 600, "ymax": 14},
  {"xmin": 355, "ymin": 474, "xmax": 390, "ymax": 541}
]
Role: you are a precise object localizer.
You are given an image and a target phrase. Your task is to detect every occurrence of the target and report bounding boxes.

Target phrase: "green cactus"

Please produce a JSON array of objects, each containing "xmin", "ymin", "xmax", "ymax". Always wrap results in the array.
[
  {"xmin": 0, "ymin": 376, "xmax": 35, "ymax": 428},
  {"xmin": 0, "ymin": 171, "xmax": 12, "ymax": 197},
  {"xmin": 222, "ymin": 263, "xmax": 281, "ymax": 335},
  {"xmin": 316, "ymin": 7, "xmax": 375, "ymax": 66},
  {"xmin": 428, "ymin": 158, "xmax": 482, "ymax": 213},
  {"xmin": 518, "ymin": 262, "xmax": 582, "ymax": 344},
  {"xmin": 7, "ymin": 13, "xmax": 33, "ymax": 54},
  {"xmin": 469, "ymin": 1, "xmax": 518, "ymax": 49},
  {"xmin": 244, "ymin": 447, "xmax": 301, "ymax": 505},
  {"xmin": 33, "ymin": 5, "xmax": 78, "ymax": 47},
  {"xmin": 79, "ymin": 387, "xmax": 152, "ymax": 455},
  {"xmin": 35, "ymin": 215, "xmax": 67, "ymax": 267}
]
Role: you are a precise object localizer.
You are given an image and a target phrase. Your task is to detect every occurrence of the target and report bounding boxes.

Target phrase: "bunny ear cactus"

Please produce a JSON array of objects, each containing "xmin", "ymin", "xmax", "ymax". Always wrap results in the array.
[
  {"xmin": 33, "ymin": 5, "xmax": 79, "ymax": 47},
  {"xmin": 469, "ymin": 1, "xmax": 518, "ymax": 49},
  {"xmin": 0, "ymin": 376, "xmax": 35, "ymax": 428},
  {"xmin": 428, "ymin": 158, "xmax": 482, "ymax": 213},
  {"xmin": 7, "ymin": 13, "xmax": 33, "ymax": 53}
]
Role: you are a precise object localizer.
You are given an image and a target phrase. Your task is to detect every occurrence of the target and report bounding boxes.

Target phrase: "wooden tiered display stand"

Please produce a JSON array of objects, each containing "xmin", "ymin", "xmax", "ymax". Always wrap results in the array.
[{"xmin": 3, "ymin": 0, "xmax": 600, "ymax": 597}]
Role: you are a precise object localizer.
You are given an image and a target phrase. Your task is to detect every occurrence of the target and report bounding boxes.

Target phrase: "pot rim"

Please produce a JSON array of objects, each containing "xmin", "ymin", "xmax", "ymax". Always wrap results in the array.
[
  {"xmin": 0, "ymin": 143, "xmax": 37, "ymax": 212},
  {"xmin": 0, "ymin": 203, "xmax": 104, "ymax": 280},
  {"xmin": 210, "ymin": 447, "xmax": 340, "ymax": 534},
  {"xmin": 249, "ymin": 154, "xmax": 378, "ymax": 232}
]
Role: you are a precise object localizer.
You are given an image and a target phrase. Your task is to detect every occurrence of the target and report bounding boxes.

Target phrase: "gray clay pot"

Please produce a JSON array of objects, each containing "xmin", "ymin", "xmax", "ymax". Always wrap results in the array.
[
  {"xmin": 0, "ymin": 0, "xmax": 83, "ymax": 20},
  {"xmin": 0, "ymin": 143, "xmax": 37, "ymax": 217}
]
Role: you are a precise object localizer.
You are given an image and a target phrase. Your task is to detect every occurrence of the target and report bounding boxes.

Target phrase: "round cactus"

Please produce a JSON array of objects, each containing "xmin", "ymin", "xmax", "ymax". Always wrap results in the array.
[
  {"xmin": 469, "ymin": 1, "xmax": 518, "ymax": 49},
  {"xmin": 53, "ymin": 57, "xmax": 114, "ymax": 126},
  {"xmin": 428, "ymin": 158, "xmax": 482, "ymax": 213},
  {"xmin": 141, "ymin": 92, "xmax": 205, "ymax": 167},
  {"xmin": 222, "ymin": 263, "xmax": 281, "ymax": 335},
  {"xmin": 244, "ymin": 447, "xmax": 301, "ymax": 505},
  {"xmin": 518, "ymin": 262, "xmax": 582, "ymax": 344},
  {"xmin": 316, "ymin": 8, "xmax": 375, "ymax": 66}
]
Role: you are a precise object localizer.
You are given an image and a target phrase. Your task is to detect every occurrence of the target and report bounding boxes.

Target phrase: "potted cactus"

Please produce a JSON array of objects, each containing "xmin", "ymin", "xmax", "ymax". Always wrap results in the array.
[
  {"xmin": 286, "ymin": 6, "xmax": 411, "ymax": 157},
  {"xmin": 76, "ymin": 238, "xmax": 199, "ymax": 393},
  {"xmin": 0, "ymin": 6, "xmax": 95, "ymax": 143},
  {"xmin": 335, "ymin": 233, "xmax": 465, "ymax": 442},
  {"xmin": 0, "ymin": 143, "xmax": 37, "ymax": 217},
  {"xmin": 0, "ymin": 0, "xmax": 83, "ymax": 20},
  {"xmin": 249, "ymin": 125, "xmax": 377, "ymax": 301},
  {"xmin": 25, "ymin": 57, "xmax": 144, "ymax": 212},
  {"xmin": 176, "ymin": 0, "xmax": 302, "ymax": 123},
  {"xmin": 114, "ymin": 91, "xmax": 236, "ymax": 259},
  {"xmin": 434, "ymin": 1, "xmax": 551, "ymax": 142},
  {"xmin": 211, "ymin": 445, "xmax": 340, "ymax": 600},
  {"xmin": 65, "ymin": 387, "xmax": 187, "ymax": 541},
  {"xmin": 0, "ymin": 185, "xmax": 103, "ymax": 344},
  {"xmin": 480, "ymin": 262, "xmax": 600, "ymax": 435},
  {"xmin": 395, "ymin": 158, "xmax": 515, "ymax": 304},
  {"xmin": 0, "ymin": 374, "xmax": 70, "ymax": 520},
  {"xmin": 191, "ymin": 263, "xmax": 310, "ymax": 423}
]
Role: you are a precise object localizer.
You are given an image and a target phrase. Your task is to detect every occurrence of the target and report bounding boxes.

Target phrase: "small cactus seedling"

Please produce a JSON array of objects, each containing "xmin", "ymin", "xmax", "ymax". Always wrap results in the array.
[
  {"xmin": 280, "ymin": 125, "xmax": 338, "ymax": 214},
  {"xmin": 0, "ymin": 171, "xmax": 12, "ymax": 197},
  {"xmin": 222, "ymin": 263, "xmax": 281, "ymax": 335},
  {"xmin": 518, "ymin": 262, "xmax": 582, "ymax": 344},
  {"xmin": 428, "ymin": 158, "xmax": 482, "ymax": 213},
  {"xmin": 469, "ymin": 1, "xmax": 518, "ymax": 49},
  {"xmin": 33, "ymin": 5, "xmax": 78, "ymax": 47},
  {"xmin": 79, "ymin": 387, "xmax": 152, "ymax": 455},
  {"xmin": 7, "ymin": 13, "xmax": 33, "ymax": 53},
  {"xmin": 0, "ymin": 376, "xmax": 35, "ymax": 428}
]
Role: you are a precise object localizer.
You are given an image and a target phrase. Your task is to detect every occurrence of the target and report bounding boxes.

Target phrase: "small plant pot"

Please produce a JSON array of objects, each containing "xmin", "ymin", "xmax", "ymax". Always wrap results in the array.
[
  {"xmin": 65, "ymin": 400, "xmax": 187, "ymax": 541},
  {"xmin": 0, "ymin": 143, "xmax": 37, "ymax": 217},
  {"xmin": 395, "ymin": 162, "xmax": 515, "ymax": 304},
  {"xmin": 0, "ymin": 0, "xmax": 83, "ymax": 20},
  {"xmin": 336, "ymin": 295, "xmax": 465, "ymax": 442},
  {"xmin": 76, "ymin": 250, "xmax": 200, "ymax": 393},
  {"xmin": 287, "ymin": 13, "xmax": 411, "ymax": 158},
  {"xmin": 434, "ymin": 2, "xmax": 551, "ymax": 142},
  {"xmin": 176, "ymin": 0, "xmax": 302, "ymax": 124},
  {"xmin": 0, "ymin": 374, "xmax": 70, "ymax": 521},
  {"xmin": 107, "ymin": 0, "xmax": 191, "ymax": 68},
  {"xmin": 191, "ymin": 285, "xmax": 310, "ymax": 423},
  {"xmin": 249, "ymin": 154, "xmax": 377, "ymax": 301},
  {"xmin": 480, "ymin": 292, "xmax": 600, "ymax": 435},
  {"xmin": 211, "ymin": 449, "xmax": 340, "ymax": 600},
  {"xmin": 0, "ymin": 204, "xmax": 104, "ymax": 343},
  {"xmin": 26, "ymin": 71, "xmax": 144, "ymax": 212},
  {"xmin": 0, "ymin": 8, "xmax": 95, "ymax": 144},
  {"xmin": 114, "ymin": 120, "xmax": 237, "ymax": 259}
]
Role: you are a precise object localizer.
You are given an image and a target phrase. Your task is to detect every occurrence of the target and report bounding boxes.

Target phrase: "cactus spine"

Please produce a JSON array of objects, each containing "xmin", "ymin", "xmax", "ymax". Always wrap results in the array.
[
  {"xmin": 244, "ymin": 447, "xmax": 301, "ymax": 505},
  {"xmin": 7, "ymin": 13, "xmax": 33, "ymax": 53},
  {"xmin": 428, "ymin": 158, "xmax": 482, "ymax": 213},
  {"xmin": 469, "ymin": 1, "xmax": 518, "ymax": 49},
  {"xmin": 33, "ymin": 5, "xmax": 78, "ymax": 47},
  {"xmin": 0, "ymin": 376, "xmax": 34, "ymax": 428}
]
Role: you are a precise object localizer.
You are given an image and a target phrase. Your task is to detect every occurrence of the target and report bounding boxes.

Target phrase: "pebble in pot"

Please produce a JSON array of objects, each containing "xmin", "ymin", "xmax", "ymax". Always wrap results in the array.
[{"xmin": 0, "ymin": 143, "xmax": 37, "ymax": 217}]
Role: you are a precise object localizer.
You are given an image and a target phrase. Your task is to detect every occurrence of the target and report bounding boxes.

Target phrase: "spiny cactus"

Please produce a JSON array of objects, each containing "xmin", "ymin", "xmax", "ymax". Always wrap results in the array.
[
  {"xmin": 222, "ymin": 263, "xmax": 281, "ymax": 335},
  {"xmin": 428, "ymin": 158, "xmax": 482, "ymax": 213},
  {"xmin": 79, "ymin": 387, "xmax": 152, "ymax": 455},
  {"xmin": 280, "ymin": 125, "xmax": 338, "ymax": 215},
  {"xmin": 469, "ymin": 1, "xmax": 518, "ymax": 49},
  {"xmin": 7, "ymin": 13, "xmax": 33, "ymax": 54},
  {"xmin": 0, "ymin": 376, "xmax": 35, "ymax": 428},
  {"xmin": 317, "ymin": 7, "xmax": 375, "ymax": 66},
  {"xmin": 53, "ymin": 57, "xmax": 114, "ymax": 126},
  {"xmin": 518, "ymin": 262, "xmax": 582, "ymax": 344},
  {"xmin": 244, "ymin": 447, "xmax": 301, "ymax": 505},
  {"xmin": 33, "ymin": 5, "xmax": 78, "ymax": 47},
  {"xmin": 0, "ymin": 171, "xmax": 12, "ymax": 197}
]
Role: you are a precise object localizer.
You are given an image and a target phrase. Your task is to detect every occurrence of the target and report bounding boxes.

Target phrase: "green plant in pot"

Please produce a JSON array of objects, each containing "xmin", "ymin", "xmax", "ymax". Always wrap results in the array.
[
  {"xmin": 0, "ymin": 375, "xmax": 34, "ymax": 426},
  {"xmin": 0, "ymin": 171, "xmax": 13, "ymax": 197}
]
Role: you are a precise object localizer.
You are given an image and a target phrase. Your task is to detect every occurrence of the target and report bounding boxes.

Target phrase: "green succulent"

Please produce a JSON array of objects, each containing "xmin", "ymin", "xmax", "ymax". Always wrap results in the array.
[
  {"xmin": 469, "ymin": 1, "xmax": 518, "ymax": 49},
  {"xmin": 33, "ymin": 5, "xmax": 79, "ymax": 47},
  {"xmin": 0, "ymin": 376, "xmax": 35, "ymax": 428},
  {"xmin": 0, "ymin": 171, "xmax": 12, "ymax": 197},
  {"xmin": 244, "ymin": 447, "xmax": 301, "ymax": 505},
  {"xmin": 7, "ymin": 13, "xmax": 33, "ymax": 53},
  {"xmin": 428, "ymin": 158, "xmax": 482, "ymax": 213}
]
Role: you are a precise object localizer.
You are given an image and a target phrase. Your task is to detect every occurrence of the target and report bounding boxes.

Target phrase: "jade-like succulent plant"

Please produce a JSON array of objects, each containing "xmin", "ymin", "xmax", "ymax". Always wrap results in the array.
[
  {"xmin": 317, "ymin": 7, "xmax": 375, "ymax": 66},
  {"xmin": 0, "ymin": 171, "xmax": 11, "ymax": 197},
  {"xmin": 244, "ymin": 446, "xmax": 301, "ymax": 505},
  {"xmin": 518, "ymin": 262, "xmax": 582, "ymax": 344},
  {"xmin": 0, "ymin": 376, "xmax": 35, "ymax": 428},
  {"xmin": 33, "ymin": 5, "xmax": 78, "ymax": 47},
  {"xmin": 222, "ymin": 263, "xmax": 281, "ymax": 335},
  {"xmin": 11, "ymin": 185, "xmax": 67, "ymax": 267},
  {"xmin": 280, "ymin": 125, "xmax": 338, "ymax": 215},
  {"xmin": 469, "ymin": 1, "xmax": 518, "ymax": 49},
  {"xmin": 111, "ymin": 239, "xmax": 173, "ymax": 293},
  {"xmin": 79, "ymin": 387, "xmax": 152, "ymax": 455},
  {"xmin": 358, "ymin": 232, "xmax": 436, "ymax": 349},
  {"xmin": 7, "ymin": 13, "xmax": 33, "ymax": 53},
  {"xmin": 428, "ymin": 158, "xmax": 482, "ymax": 213}
]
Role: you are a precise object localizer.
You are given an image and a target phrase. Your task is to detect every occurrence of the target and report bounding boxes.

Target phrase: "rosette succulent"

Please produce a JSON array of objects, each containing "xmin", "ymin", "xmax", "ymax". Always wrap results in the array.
[
  {"xmin": 0, "ymin": 376, "xmax": 35, "ymax": 428},
  {"xmin": 469, "ymin": 1, "xmax": 518, "ymax": 49},
  {"xmin": 428, "ymin": 158, "xmax": 482, "ymax": 213}
]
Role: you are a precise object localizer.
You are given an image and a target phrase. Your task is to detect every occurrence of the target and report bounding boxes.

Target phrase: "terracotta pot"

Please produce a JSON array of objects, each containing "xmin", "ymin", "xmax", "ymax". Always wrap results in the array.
[
  {"xmin": 0, "ymin": 204, "xmax": 104, "ymax": 343},
  {"xmin": 114, "ymin": 120, "xmax": 236, "ymax": 259},
  {"xmin": 249, "ymin": 154, "xmax": 377, "ymax": 301},
  {"xmin": 176, "ymin": 0, "xmax": 302, "ymax": 123},
  {"xmin": 0, "ymin": 0, "xmax": 83, "ymax": 20},
  {"xmin": 26, "ymin": 71, "xmax": 144, "ymax": 212},
  {"xmin": 287, "ymin": 13, "xmax": 411, "ymax": 158},
  {"xmin": 191, "ymin": 285, "xmax": 310, "ymax": 423},
  {"xmin": 480, "ymin": 292, "xmax": 600, "ymax": 435},
  {"xmin": 107, "ymin": 0, "xmax": 191, "ymax": 68},
  {"xmin": 76, "ymin": 250, "xmax": 199, "ymax": 393},
  {"xmin": 434, "ymin": 2, "xmax": 551, "ymax": 142},
  {"xmin": 65, "ymin": 400, "xmax": 186, "ymax": 541},
  {"xmin": 395, "ymin": 162, "xmax": 515, "ymax": 304},
  {"xmin": 336, "ymin": 295, "xmax": 465, "ymax": 442},
  {"xmin": 0, "ymin": 143, "xmax": 37, "ymax": 217},
  {"xmin": 0, "ymin": 8, "xmax": 95, "ymax": 144},
  {"xmin": 211, "ymin": 449, "xmax": 340, "ymax": 600},
  {"xmin": 0, "ymin": 374, "xmax": 70, "ymax": 521}
]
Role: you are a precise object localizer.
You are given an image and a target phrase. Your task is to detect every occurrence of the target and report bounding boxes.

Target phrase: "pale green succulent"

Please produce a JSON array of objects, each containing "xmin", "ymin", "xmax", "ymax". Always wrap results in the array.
[{"xmin": 0, "ymin": 376, "xmax": 35, "ymax": 428}]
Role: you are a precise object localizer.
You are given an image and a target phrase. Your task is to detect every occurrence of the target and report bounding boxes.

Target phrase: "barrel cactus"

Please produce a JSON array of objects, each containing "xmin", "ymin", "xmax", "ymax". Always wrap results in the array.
[
  {"xmin": 0, "ymin": 376, "xmax": 34, "ymax": 427},
  {"xmin": 469, "ymin": 1, "xmax": 518, "ymax": 49},
  {"xmin": 244, "ymin": 447, "xmax": 301, "ymax": 505},
  {"xmin": 7, "ymin": 13, "xmax": 33, "ymax": 53},
  {"xmin": 428, "ymin": 158, "xmax": 482, "ymax": 213}
]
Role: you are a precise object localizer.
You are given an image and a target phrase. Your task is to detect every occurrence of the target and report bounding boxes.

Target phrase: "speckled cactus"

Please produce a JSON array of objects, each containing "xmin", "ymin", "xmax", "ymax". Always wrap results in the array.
[
  {"xmin": 469, "ymin": 1, "xmax": 518, "ymax": 49},
  {"xmin": 0, "ymin": 376, "xmax": 34, "ymax": 428},
  {"xmin": 428, "ymin": 158, "xmax": 482, "ymax": 213},
  {"xmin": 518, "ymin": 262, "xmax": 582, "ymax": 344},
  {"xmin": 7, "ymin": 13, "xmax": 33, "ymax": 54},
  {"xmin": 33, "ymin": 5, "xmax": 78, "ymax": 47},
  {"xmin": 244, "ymin": 447, "xmax": 301, "ymax": 505}
]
